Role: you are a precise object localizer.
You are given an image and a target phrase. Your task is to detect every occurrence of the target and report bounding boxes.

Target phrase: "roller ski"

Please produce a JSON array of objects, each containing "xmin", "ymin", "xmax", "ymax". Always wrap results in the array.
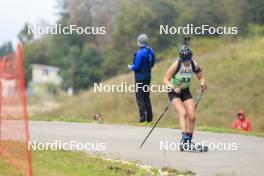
[{"xmin": 179, "ymin": 132, "xmax": 208, "ymax": 152}]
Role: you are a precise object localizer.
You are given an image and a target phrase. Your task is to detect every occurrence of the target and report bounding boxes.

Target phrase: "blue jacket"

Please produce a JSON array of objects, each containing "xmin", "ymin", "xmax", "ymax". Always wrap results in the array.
[{"xmin": 130, "ymin": 46, "xmax": 155, "ymax": 81}]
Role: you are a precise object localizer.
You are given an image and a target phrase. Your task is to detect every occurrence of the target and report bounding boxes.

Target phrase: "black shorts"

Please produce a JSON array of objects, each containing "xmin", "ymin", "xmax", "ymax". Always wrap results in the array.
[{"xmin": 168, "ymin": 88, "xmax": 192, "ymax": 102}]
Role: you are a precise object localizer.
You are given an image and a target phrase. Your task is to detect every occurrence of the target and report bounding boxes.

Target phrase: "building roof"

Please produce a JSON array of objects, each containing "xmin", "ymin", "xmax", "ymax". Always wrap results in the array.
[{"xmin": 31, "ymin": 64, "xmax": 59, "ymax": 72}]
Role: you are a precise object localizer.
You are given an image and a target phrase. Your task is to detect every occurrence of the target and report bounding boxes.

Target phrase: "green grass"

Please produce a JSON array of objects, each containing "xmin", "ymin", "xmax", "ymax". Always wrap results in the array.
[
  {"xmin": 0, "ymin": 150, "xmax": 193, "ymax": 176},
  {"xmin": 162, "ymin": 167, "xmax": 195, "ymax": 176},
  {"xmin": 31, "ymin": 150, "xmax": 149, "ymax": 176},
  {"xmin": 0, "ymin": 157, "xmax": 22, "ymax": 176},
  {"xmin": 31, "ymin": 37, "xmax": 264, "ymax": 134}
]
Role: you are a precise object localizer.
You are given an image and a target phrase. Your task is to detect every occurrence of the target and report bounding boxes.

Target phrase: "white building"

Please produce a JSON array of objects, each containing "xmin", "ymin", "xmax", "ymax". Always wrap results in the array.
[
  {"xmin": 31, "ymin": 64, "xmax": 62, "ymax": 85},
  {"xmin": 30, "ymin": 64, "xmax": 62, "ymax": 95}
]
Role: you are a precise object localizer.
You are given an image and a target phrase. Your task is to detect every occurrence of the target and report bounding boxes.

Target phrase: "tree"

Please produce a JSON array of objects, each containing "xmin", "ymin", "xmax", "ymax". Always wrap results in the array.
[
  {"xmin": 145, "ymin": 0, "xmax": 179, "ymax": 50},
  {"xmin": 104, "ymin": 0, "xmax": 155, "ymax": 76},
  {"xmin": 18, "ymin": 23, "xmax": 34, "ymax": 44},
  {"xmin": 0, "ymin": 41, "xmax": 14, "ymax": 57},
  {"xmin": 60, "ymin": 43, "xmax": 103, "ymax": 92}
]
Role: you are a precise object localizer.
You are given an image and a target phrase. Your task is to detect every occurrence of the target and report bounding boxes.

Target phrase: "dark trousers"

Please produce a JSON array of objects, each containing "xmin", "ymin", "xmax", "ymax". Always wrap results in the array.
[{"xmin": 135, "ymin": 79, "xmax": 153, "ymax": 123}]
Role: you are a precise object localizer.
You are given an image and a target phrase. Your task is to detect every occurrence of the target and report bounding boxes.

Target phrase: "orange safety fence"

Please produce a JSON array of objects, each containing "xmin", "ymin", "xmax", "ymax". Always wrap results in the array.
[{"xmin": 0, "ymin": 43, "xmax": 32, "ymax": 176}]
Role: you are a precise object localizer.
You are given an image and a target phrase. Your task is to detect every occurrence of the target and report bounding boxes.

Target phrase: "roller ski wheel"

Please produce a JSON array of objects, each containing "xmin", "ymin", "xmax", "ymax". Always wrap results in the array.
[{"xmin": 180, "ymin": 142, "xmax": 208, "ymax": 152}]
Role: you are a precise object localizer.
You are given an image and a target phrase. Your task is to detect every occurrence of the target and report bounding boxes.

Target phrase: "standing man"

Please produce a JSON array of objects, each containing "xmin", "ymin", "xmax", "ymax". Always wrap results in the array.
[{"xmin": 128, "ymin": 34, "xmax": 156, "ymax": 124}]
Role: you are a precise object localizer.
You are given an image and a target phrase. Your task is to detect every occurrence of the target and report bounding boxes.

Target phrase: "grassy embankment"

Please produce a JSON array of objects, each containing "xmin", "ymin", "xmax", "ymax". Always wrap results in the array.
[{"xmin": 0, "ymin": 150, "xmax": 194, "ymax": 176}]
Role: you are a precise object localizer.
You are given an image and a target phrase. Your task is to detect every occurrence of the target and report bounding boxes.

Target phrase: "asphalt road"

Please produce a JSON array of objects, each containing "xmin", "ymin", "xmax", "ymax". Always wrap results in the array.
[{"xmin": 29, "ymin": 121, "xmax": 264, "ymax": 176}]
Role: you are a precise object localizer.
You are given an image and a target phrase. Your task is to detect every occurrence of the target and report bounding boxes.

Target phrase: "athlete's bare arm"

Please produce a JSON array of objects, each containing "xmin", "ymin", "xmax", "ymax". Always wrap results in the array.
[
  {"xmin": 164, "ymin": 60, "xmax": 177, "ymax": 86},
  {"xmin": 195, "ymin": 64, "xmax": 207, "ymax": 90},
  {"xmin": 163, "ymin": 60, "xmax": 182, "ymax": 93}
]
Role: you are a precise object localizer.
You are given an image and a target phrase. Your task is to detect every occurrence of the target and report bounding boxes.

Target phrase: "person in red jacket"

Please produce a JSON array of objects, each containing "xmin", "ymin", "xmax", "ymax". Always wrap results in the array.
[{"xmin": 232, "ymin": 110, "xmax": 252, "ymax": 131}]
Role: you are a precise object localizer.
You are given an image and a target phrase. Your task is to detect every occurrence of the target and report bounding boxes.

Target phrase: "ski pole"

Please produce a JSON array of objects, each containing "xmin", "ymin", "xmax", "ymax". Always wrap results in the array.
[
  {"xmin": 139, "ymin": 101, "xmax": 171, "ymax": 149},
  {"xmin": 139, "ymin": 90, "xmax": 204, "ymax": 149},
  {"xmin": 195, "ymin": 89, "xmax": 204, "ymax": 109}
]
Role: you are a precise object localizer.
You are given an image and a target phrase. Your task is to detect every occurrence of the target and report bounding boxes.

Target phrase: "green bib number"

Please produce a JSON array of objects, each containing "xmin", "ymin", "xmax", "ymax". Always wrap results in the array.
[{"xmin": 172, "ymin": 76, "xmax": 192, "ymax": 89}]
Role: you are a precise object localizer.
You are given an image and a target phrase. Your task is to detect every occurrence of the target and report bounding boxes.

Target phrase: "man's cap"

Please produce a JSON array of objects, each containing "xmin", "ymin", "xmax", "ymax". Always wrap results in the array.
[{"xmin": 137, "ymin": 34, "xmax": 148, "ymax": 46}]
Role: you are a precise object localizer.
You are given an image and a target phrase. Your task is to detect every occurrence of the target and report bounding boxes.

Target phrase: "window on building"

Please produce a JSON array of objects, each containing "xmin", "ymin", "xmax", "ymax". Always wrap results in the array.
[{"xmin": 42, "ymin": 68, "xmax": 49, "ymax": 77}]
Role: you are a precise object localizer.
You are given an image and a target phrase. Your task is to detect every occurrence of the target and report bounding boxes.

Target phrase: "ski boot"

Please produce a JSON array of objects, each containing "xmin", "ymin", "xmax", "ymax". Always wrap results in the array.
[{"xmin": 179, "ymin": 133, "xmax": 208, "ymax": 152}]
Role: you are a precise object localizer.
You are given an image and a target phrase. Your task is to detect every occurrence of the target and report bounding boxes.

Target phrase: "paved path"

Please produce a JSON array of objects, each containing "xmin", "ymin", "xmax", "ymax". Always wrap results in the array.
[{"xmin": 29, "ymin": 121, "xmax": 264, "ymax": 176}]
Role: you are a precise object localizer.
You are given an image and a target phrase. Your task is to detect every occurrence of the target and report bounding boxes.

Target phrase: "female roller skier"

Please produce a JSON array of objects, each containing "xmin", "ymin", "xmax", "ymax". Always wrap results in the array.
[{"xmin": 163, "ymin": 40, "xmax": 207, "ymax": 151}]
